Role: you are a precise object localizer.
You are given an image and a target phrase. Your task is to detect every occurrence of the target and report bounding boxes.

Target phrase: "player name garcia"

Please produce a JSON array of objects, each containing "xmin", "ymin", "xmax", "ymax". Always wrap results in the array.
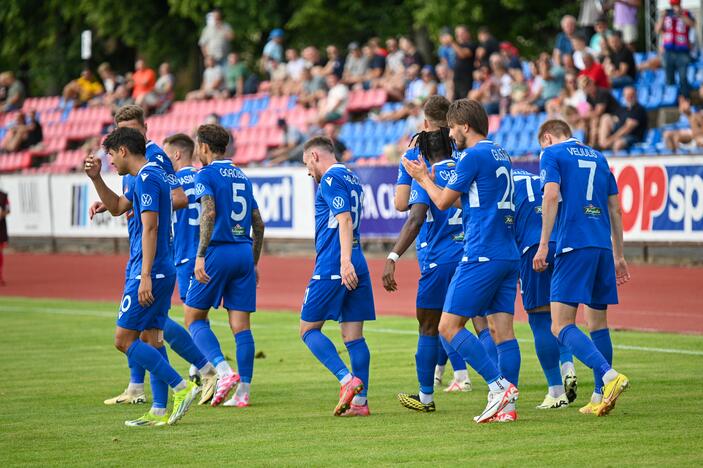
[{"xmin": 218, "ymin": 167, "xmax": 247, "ymax": 179}]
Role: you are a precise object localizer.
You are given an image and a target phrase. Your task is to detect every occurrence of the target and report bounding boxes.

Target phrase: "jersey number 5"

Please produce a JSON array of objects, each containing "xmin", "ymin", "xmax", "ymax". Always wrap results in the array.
[{"xmin": 231, "ymin": 183, "xmax": 248, "ymax": 222}]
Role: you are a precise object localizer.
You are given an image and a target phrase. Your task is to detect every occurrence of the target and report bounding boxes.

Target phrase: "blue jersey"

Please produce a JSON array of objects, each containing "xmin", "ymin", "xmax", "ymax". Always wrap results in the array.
[
  {"xmin": 540, "ymin": 138, "xmax": 618, "ymax": 254},
  {"xmin": 173, "ymin": 166, "xmax": 199, "ymax": 265},
  {"xmin": 313, "ymin": 163, "xmax": 368, "ymax": 278},
  {"xmin": 512, "ymin": 168, "xmax": 547, "ymax": 254},
  {"xmin": 397, "ymin": 147, "xmax": 428, "ymax": 263},
  {"xmin": 126, "ymin": 162, "xmax": 175, "ymax": 279},
  {"xmin": 445, "ymin": 140, "xmax": 520, "ymax": 262},
  {"xmin": 194, "ymin": 160, "xmax": 258, "ymax": 245},
  {"xmin": 409, "ymin": 159, "xmax": 464, "ymax": 270}
]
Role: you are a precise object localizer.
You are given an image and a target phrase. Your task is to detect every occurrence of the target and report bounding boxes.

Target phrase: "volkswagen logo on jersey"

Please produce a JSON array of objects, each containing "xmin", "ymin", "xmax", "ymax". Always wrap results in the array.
[
  {"xmin": 409, "ymin": 190, "xmax": 418, "ymax": 202},
  {"xmin": 332, "ymin": 196, "xmax": 345, "ymax": 209},
  {"xmin": 195, "ymin": 183, "xmax": 205, "ymax": 195},
  {"xmin": 167, "ymin": 174, "xmax": 178, "ymax": 186},
  {"xmin": 141, "ymin": 194, "xmax": 153, "ymax": 206}
]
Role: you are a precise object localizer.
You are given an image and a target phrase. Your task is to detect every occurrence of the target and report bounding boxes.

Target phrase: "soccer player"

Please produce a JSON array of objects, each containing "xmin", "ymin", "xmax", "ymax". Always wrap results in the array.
[
  {"xmin": 300, "ymin": 136, "xmax": 375, "ymax": 417},
  {"xmin": 383, "ymin": 128, "xmax": 468, "ymax": 412},
  {"xmin": 84, "ymin": 127, "xmax": 199, "ymax": 426},
  {"xmin": 512, "ymin": 168, "xmax": 578, "ymax": 409},
  {"xmin": 403, "ymin": 99, "xmax": 521, "ymax": 423},
  {"xmin": 534, "ymin": 119, "xmax": 630, "ymax": 416},
  {"xmin": 184, "ymin": 124, "xmax": 265, "ymax": 408}
]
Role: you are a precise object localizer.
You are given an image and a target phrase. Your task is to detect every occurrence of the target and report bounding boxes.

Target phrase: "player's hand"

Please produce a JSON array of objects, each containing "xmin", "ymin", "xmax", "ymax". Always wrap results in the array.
[
  {"xmin": 195, "ymin": 257, "xmax": 210, "ymax": 284},
  {"xmin": 89, "ymin": 201, "xmax": 107, "ymax": 220},
  {"xmin": 532, "ymin": 244, "xmax": 549, "ymax": 272},
  {"xmin": 341, "ymin": 259, "xmax": 358, "ymax": 291},
  {"xmin": 382, "ymin": 259, "xmax": 398, "ymax": 292},
  {"xmin": 401, "ymin": 157, "xmax": 430, "ymax": 183},
  {"xmin": 614, "ymin": 256, "xmax": 631, "ymax": 285},
  {"xmin": 138, "ymin": 276, "xmax": 154, "ymax": 307},
  {"xmin": 83, "ymin": 153, "xmax": 102, "ymax": 179}
]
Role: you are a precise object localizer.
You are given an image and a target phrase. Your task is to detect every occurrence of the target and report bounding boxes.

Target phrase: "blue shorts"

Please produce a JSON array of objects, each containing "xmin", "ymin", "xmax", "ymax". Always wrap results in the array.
[
  {"xmin": 117, "ymin": 275, "xmax": 176, "ymax": 331},
  {"xmin": 176, "ymin": 261, "xmax": 194, "ymax": 302},
  {"xmin": 417, "ymin": 262, "xmax": 458, "ymax": 310},
  {"xmin": 551, "ymin": 247, "xmax": 618, "ymax": 307},
  {"xmin": 301, "ymin": 272, "xmax": 376, "ymax": 323},
  {"xmin": 519, "ymin": 243, "xmax": 555, "ymax": 311},
  {"xmin": 443, "ymin": 260, "xmax": 519, "ymax": 318},
  {"xmin": 185, "ymin": 243, "xmax": 256, "ymax": 312}
]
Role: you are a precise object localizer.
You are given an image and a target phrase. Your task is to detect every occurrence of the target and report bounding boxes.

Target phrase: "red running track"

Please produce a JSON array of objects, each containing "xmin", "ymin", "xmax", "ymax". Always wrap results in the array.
[{"xmin": 0, "ymin": 253, "xmax": 701, "ymax": 334}]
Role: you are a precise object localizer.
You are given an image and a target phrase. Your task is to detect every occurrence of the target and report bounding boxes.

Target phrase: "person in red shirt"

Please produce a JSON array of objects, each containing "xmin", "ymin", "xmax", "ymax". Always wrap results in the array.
[
  {"xmin": 132, "ymin": 59, "xmax": 157, "ymax": 105},
  {"xmin": 579, "ymin": 53, "xmax": 610, "ymax": 89}
]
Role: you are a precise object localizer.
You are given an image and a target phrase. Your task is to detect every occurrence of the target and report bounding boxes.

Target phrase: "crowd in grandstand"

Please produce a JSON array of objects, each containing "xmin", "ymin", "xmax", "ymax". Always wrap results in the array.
[{"xmin": 0, "ymin": 1, "xmax": 701, "ymax": 170}]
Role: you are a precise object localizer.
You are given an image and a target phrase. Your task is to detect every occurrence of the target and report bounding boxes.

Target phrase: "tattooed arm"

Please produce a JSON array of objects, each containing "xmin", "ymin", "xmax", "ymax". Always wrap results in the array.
[
  {"xmin": 194, "ymin": 195, "xmax": 216, "ymax": 284},
  {"xmin": 251, "ymin": 208, "xmax": 265, "ymax": 285}
]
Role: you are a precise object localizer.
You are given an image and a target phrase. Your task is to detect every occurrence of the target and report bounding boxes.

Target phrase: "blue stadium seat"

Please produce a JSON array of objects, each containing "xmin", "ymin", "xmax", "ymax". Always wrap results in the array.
[
  {"xmin": 662, "ymin": 85, "xmax": 678, "ymax": 107},
  {"xmin": 499, "ymin": 115, "xmax": 513, "ymax": 133}
]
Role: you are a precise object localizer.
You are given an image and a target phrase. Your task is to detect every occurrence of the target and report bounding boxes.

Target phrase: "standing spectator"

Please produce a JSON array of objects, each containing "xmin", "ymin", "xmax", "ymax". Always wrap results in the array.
[
  {"xmin": 0, "ymin": 72, "xmax": 25, "ymax": 112},
  {"xmin": 224, "ymin": 52, "xmax": 249, "ymax": 97},
  {"xmin": 590, "ymin": 16, "xmax": 610, "ymax": 54},
  {"xmin": 0, "ymin": 188, "xmax": 8, "ymax": 286},
  {"xmin": 399, "ymin": 37, "xmax": 424, "ymax": 69},
  {"xmin": 605, "ymin": 31, "xmax": 637, "ymax": 88},
  {"xmin": 554, "ymin": 15, "xmax": 577, "ymax": 63},
  {"xmin": 598, "ymin": 86, "xmax": 648, "ymax": 151},
  {"xmin": 143, "ymin": 62, "xmax": 174, "ymax": 114},
  {"xmin": 342, "ymin": 42, "xmax": 368, "ymax": 87},
  {"xmin": 571, "ymin": 33, "xmax": 595, "ymax": 70},
  {"xmin": 198, "ymin": 9, "xmax": 234, "ymax": 67},
  {"xmin": 385, "ymin": 38, "xmax": 405, "ymax": 75},
  {"xmin": 500, "ymin": 42, "xmax": 522, "ymax": 70},
  {"xmin": 656, "ymin": 0, "xmax": 696, "ymax": 97},
  {"xmin": 285, "ymin": 48, "xmax": 307, "ymax": 83},
  {"xmin": 579, "ymin": 0, "xmax": 604, "ymax": 41},
  {"xmin": 317, "ymin": 73, "xmax": 348, "ymax": 125},
  {"xmin": 613, "ymin": 0, "xmax": 641, "ymax": 50},
  {"xmin": 322, "ymin": 45, "xmax": 345, "ymax": 79},
  {"xmin": 186, "ymin": 56, "xmax": 224, "ymax": 100},
  {"xmin": 262, "ymin": 28, "xmax": 285, "ymax": 74},
  {"xmin": 579, "ymin": 75, "xmax": 621, "ymax": 147},
  {"xmin": 132, "ymin": 59, "xmax": 156, "ymax": 105},
  {"xmin": 438, "ymin": 28, "xmax": 457, "ymax": 70},
  {"xmin": 475, "ymin": 27, "xmax": 501, "ymax": 68},
  {"xmin": 580, "ymin": 53, "xmax": 610, "ymax": 88},
  {"xmin": 448, "ymin": 25, "xmax": 476, "ymax": 100}
]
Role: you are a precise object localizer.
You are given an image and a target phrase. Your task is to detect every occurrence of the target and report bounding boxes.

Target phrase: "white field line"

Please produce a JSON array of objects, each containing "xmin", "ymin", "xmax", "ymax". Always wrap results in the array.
[{"xmin": 3, "ymin": 304, "xmax": 703, "ymax": 357}]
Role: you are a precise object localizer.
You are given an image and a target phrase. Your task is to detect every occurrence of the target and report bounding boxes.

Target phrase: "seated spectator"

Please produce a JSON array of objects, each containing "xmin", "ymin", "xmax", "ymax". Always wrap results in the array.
[
  {"xmin": 363, "ymin": 40, "xmax": 386, "ymax": 89},
  {"xmin": 1, "ymin": 72, "xmax": 25, "ymax": 112},
  {"xmin": 664, "ymin": 95, "xmax": 703, "ymax": 152},
  {"xmin": 262, "ymin": 28, "xmax": 285, "ymax": 74},
  {"xmin": 186, "ymin": 56, "xmax": 224, "ymax": 100},
  {"xmin": 598, "ymin": 86, "xmax": 648, "ymax": 151},
  {"xmin": 342, "ymin": 42, "xmax": 368, "ymax": 87},
  {"xmin": 317, "ymin": 73, "xmax": 348, "ymax": 126},
  {"xmin": 400, "ymin": 37, "xmax": 424, "ymax": 69},
  {"xmin": 500, "ymin": 42, "xmax": 522, "ymax": 70},
  {"xmin": 435, "ymin": 63, "xmax": 450, "ymax": 97},
  {"xmin": 267, "ymin": 59, "xmax": 290, "ymax": 96},
  {"xmin": 490, "ymin": 54, "xmax": 513, "ymax": 115},
  {"xmin": 297, "ymin": 66, "xmax": 327, "ymax": 107},
  {"xmin": 579, "ymin": 53, "xmax": 610, "ymax": 89},
  {"xmin": 110, "ymin": 84, "xmax": 135, "ymax": 114},
  {"xmin": 94, "ymin": 62, "xmax": 124, "ymax": 106},
  {"xmin": 605, "ymin": 31, "xmax": 637, "ymax": 88},
  {"xmin": 323, "ymin": 123, "xmax": 352, "ymax": 161},
  {"xmin": 132, "ymin": 59, "xmax": 157, "ymax": 105},
  {"xmin": 571, "ymin": 33, "xmax": 594, "ymax": 70},
  {"xmin": 537, "ymin": 55, "xmax": 565, "ymax": 110},
  {"xmin": 579, "ymin": 75, "xmax": 621, "ymax": 147},
  {"xmin": 407, "ymin": 65, "xmax": 437, "ymax": 102},
  {"xmin": 224, "ymin": 52, "xmax": 249, "ymax": 96},
  {"xmin": 322, "ymin": 45, "xmax": 344, "ymax": 79},
  {"xmin": 475, "ymin": 27, "xmax": 501, "ymax": 68},
  {"xmin": 385, "ymin": 37, "xmax": 405, "ymax": 76},
  {"xmin": 509, "ymin": 67, "xmax": 537, "ymax": 115},
  {"xmin": 554, "ymin": 15, "xmax": 577, "ymax": 64},
  {"xmin": 62, "ymin": 68, "xmax": 104, "ymax": 108},
  {"xmin": 0, "ymin": 111, "xmax": 42, "ymax": 152},
  {"xmin": 269, "ymin": 118, "xmax": 307, "ymax": 165},
  {"xmin": 285, "ymin": 48, "xmax": 306, "ymax": 83},
  {"xmin": 143, "ymin": 62, "xmax": 174, "ymax": 115},
  {"xmin": 589, "ymin": 16, "xmax": 610, "ymax": 54},
  {"xmin": 302, "ymin": 46, "xmax": 325, "ymax": 68},
  {"xmin": 469, "ymin": 64, "xmax": 500, "ymax": 114},
  {"xmin": 561, "ymin": 72, "xmax": 589, "ymax": 111}
]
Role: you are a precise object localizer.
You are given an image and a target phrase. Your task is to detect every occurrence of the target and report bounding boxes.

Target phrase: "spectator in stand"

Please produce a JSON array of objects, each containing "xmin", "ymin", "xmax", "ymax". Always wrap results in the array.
[
  {"xmin": 342, "ymin": 42, "xmax": 368, "ymax": 87},
  {"xmin": 546, "ymin": 71, "xmax": 590, "ymax": 128},
  {"xmin": 269, "ymin": 118, "xmax": 307, "ymax": 165},
  {"xmin": 656, "ymin": 0, "xmax": 696, "ymax": 97},
  {"xmin": 323, "ymin": 45, "xmax": 345, "ymax": 79},
  {"xmin": 489, "ymin": 53, "xmax": 513, "ymax": 115},
  {"xmin": 417, "ymin": 66, "xmax": 439, "ymax": 101},
  {"xmin": 475, "ymin": 27, "xmax": 501, "ymax": 68},
  {"xmin": 435, "ymin": 63, "xmax": 450, "ymax": 97},
  {"xmin": 613, "ymin": 0, "xmax": 641, "ymax": 50},
  {"xmin": 579, "ymin": 75, "xmax": 621, "ymax": 147},
  {"xmin": 0, "ymin": 72, "xmax": 25, "ymax": 112},
  {"xmin": 537, "ymin": 54, "xmax": 565, "ymax": 110},
  {"xmin": 110, "ymin": 84, "xmax": 134, "ymax": 114},
  {"xmin": 579, "ymin": 0, "xmax": 604, "ymax": 41},
  {"xmin": 580, "ymin": 52, "xmax": 610, "ymax": 88},
  {"xmin": 447, "ymin": 25, "xmax": 476, "ymax": 101},
  {"xmin": 664, "ymin": 95, "xmax": 703, "ymax": 152},
  {"xmin": 1, "ymin": 111, "xmax": 42, "ymax": 152},
  {"xmin": 262, "ymin": 28, "xmax": 285, "ymax": 74},
  {"xmin": 598, "ymin": 85, "xmax": 648, "ymax": 151},
  {"xmin": 509, "ymin": 66, "xmax": 537, "ymax": 115},
  {"xmin": 62, "ymin": 68, "xmax": 104, "ymax": 108},
  {"xmin": 571, "ymin": 33, "xmax": 595, "ymax": 70},
  {"xmin": 469, "ymin": 64, "xmax": 500, "ymax": 114},
  {"xmin": 605, "ymin": 30, "xmax": 637, "ymax": 88},
  {"xmin": 0, "ymin": 188, "xmax": 8, "ymax": 285},
  {"xmin": 323, "ymin": 123, "xmax": 351, "ymax": 161},
  {"xmin": 363, "ymin": 40, "xmax": 386, "ymax": 89},
  {"xmin": 438, "ymin": 28, "xmax": 457, "ymax": 70},
  {"xmin": 298, "ymin": 66, "xmax": 327, "ymax": 108},
  {"xmin": 132, "ymin": 59, "xmax": 156, "ymax": 106},
  {"xmin": 286, "ymin": 48, "xmax": 307, "ymax": 83},
  {"xmin": 500, "ymin": 42, "xmax": 522, "ymax": 70},
  {"xmin": 302, "ymin": 46, "xmax": 325, "ymax": 68},
  {"xmin": 198, "ymin": 9, "xmax": 234, "ymax": 67},
  {"xmin": 224, "ymin": 52, "xmax": 249, "ymax": 97},
  {"xmin": 403, "ymin": 65, "xmax": 424, "ymax": 103},
  {"xmin": 590, "ymin": 16, "xmax": 610, "ymax": 54},
  {"xmin": 186, "ymin": 55, "xmax": 224, "ymax": 100},
  {"xmin": 385, "ymin": 38, "xmax": 405, "ymax": 75},
  {"xmin": 317, "ymin": 73, "xmax": 348, "ymax": 126},
  {"xmin": 554, "ymin": 15, "xmax": 577, "ymax": 64},
  {"xmin": 95, "ymin": 62, "xmax": 124, "ymax": 105},
  {"xmin": 400, "ymin": 36, "xmax": 424, "ymax": 69},
  {"xmin": 143, "ymin": 62, "xmax": 174, "ymax": 115}
]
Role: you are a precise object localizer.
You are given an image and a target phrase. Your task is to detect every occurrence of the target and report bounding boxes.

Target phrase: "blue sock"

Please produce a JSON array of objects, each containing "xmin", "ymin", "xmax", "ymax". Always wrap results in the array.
[
  {"xmin": 164, "ymin": 317, "xmax": 208, "ymax": 370},
  {"xmin": 235, "ymin": 330, "xmax": 255, "ymax": 384},
  {"xmin": 189, "ymin": 319, "xmax": 225, "ymax": 367},
  {"xmin": 478, "ymin": 328, "xmax": 499, "ymax": 366},
  {"xmin": 441, "ymin": 336, "xmax": 467, "ymax": 371},
  {"xmin": 128, "ymin": 355, "xmax": 145, "ymax": 384},
  {"xmin": 558, "ymin": 324, "xmax": 611, "ymax": 378},
  {"xmin": 126, "ymin": 340, "xmax": 182, "ymax": 388},
  {"xmin": 496, "ymin": 338, "xmax": 521, "ymax": 387},
  {"xmin": 415, "ymin": 335, "xmax": 438, "ymax": 394},
  {"xmin": 345, "ymin": 338, "xmax": 370, "ymax": 397},
  {"xmin": 150, "ymin": 346, "xmax": 170, "ymax": 409},
  {"xmin": 590, "ymin": 328, "xmax": 613, "ymax": 393},
  {"xmin": 528, "ymin": 313, "xmax": 563, "ymax": 387},
  {"xmin": 559, "ymin": 344, "xmax": 574, "ymax": 366},
  {"xmin": 302, "ymin": 329, "xmax": 350, "ymax": 382},
  {"xmin": 449, "ymin": 329, "xmax": 501, "ymax": 384},
  {"xmin": 436, "ymin": 338, "xmax": 449, "ymax": 366}
]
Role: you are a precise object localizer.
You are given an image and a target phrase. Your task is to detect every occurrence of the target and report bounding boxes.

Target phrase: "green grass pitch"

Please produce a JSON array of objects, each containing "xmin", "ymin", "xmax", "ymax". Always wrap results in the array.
[{"xmin": 1, "ymin": 296, "xmax": 702, "ymax": 466}]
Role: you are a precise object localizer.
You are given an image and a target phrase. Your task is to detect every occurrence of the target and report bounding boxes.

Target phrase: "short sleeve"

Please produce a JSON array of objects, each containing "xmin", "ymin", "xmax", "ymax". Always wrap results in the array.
[
  {"xmin": 396, "ymin": 149, "xmax": 417, "ymax": 186},
  {"xmin": 446, "ymin": 152, "xmax": 478, "ymax": 194},
  {"xmin": 540, "ymin": 149, "xmax": 561, "ymax": 189},
  {"xmin": 136, "ymin": 174, "xmax": 161, "ymax": 213},
  {"xmin": 123, "ymin": 175, "xmax": 135, "ymax": 202},
  {"xmin": 194, "ymin": 171, "xmax": 214, "ymax": 202},
  {"xmin": 608, "ymin": 171, "xmax": 618, "ymax": 196},
  {"xmin": 320, "ymin": 174, "xmax": 350, "ymax": 216},
  {"xmin": 409, "ymin": 180, "xmax": 430, "ymax": 207}
]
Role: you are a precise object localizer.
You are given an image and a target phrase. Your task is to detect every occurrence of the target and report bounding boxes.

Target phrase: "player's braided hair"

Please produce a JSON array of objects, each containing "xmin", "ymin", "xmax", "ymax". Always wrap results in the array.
[{"xmin": 409, "ymin": 128, "xmax": 453, "ymax": 164}]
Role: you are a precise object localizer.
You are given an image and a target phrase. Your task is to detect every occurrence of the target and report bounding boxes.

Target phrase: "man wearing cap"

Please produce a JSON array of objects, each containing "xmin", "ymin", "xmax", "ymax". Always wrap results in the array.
[
  {"xmin": 263, "ymin": 29, "xmax": 285, "ymax": 74},
  {"xmin": 656, "ymin": 0, "xmax": 696, "ymax": 97}
]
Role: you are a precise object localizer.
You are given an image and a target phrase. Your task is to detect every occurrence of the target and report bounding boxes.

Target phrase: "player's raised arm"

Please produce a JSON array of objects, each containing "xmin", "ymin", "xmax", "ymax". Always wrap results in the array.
[
  {"xmin": 383, "ymin": 202, "xmax": 427, "ymax": 292},
  {"xmin": 336, "ymin": 211, "xmax": 358, "ymax": 291},
  {"xmin": 194, "ymin": 194, "xmax": 216, "ymax": 284},
  {"xmin": 401, "ymin": 157, "xmax": 461, "ymax": 210},
  {"xmin": 251, "ymin": 207, "xmax": 265, "ymax": 285},
  {"xmin": 84, "ymin": 153, "xmax": 132, "ymax": 216}
]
